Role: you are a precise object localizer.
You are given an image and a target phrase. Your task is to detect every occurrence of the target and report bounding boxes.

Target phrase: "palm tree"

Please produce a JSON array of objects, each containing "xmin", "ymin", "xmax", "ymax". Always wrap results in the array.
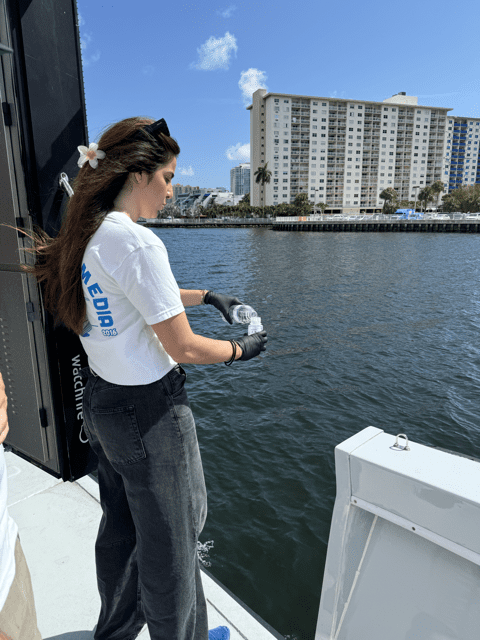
[
  {"xmin": 429, "ymin": 181, "xmax": 444, "ymax": 211},
  {"xmin": 379, "ymin": 187, "xmax": 398, "ymax": 214},
  {"xmin": 293, "ymin": 193, "xmax": 310, "ymax": 216},
  {"xmin": 417, "ymin": 187, "xmax": 432, "ymax": 213},
  {"xmin": 254, "ymin": 162, "xmax": 272, "ymax": 214}
]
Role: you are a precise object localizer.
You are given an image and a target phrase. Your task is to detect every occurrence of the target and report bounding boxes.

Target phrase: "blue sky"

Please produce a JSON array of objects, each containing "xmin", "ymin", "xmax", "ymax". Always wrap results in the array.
[{"xmin": 78, "ymin": 0, "xmax": 480, "ymax": 190}]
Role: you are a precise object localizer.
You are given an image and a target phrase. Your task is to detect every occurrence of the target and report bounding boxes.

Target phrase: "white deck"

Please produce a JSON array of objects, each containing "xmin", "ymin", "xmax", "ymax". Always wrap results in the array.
[{"xmin": 5, "ymin": 451, "xmax": 283, "ymax": 640}]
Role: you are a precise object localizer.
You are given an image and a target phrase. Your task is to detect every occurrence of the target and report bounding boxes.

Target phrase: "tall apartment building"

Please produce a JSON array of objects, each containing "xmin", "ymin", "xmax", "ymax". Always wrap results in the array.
[
  {"xmin": 248, "ymin": 90, "xmax": 450, "ymax": 213},
  {"xmin": 444, "ymin": 117, "xmax": 480, "ymax": 192},
  {"xmin": 230, "ymin": 163, "xmax": 250, "ymax": 196}
]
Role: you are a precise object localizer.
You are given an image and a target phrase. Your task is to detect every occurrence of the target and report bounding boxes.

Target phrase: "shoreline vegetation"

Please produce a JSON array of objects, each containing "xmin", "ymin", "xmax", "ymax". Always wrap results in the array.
[{"xmin": 159, "ymin": 184, "xmax": 480, "ymax": 220}]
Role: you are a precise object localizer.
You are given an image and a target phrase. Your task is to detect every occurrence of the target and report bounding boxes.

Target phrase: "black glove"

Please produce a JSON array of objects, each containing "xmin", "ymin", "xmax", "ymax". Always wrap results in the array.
[
  {"xmin": 204, "ymin": 291, "xmax": 242, "ymax": 325},
  {"xmin": 234, "ymin": 331, "xmax": 268, "ymax": 361}
]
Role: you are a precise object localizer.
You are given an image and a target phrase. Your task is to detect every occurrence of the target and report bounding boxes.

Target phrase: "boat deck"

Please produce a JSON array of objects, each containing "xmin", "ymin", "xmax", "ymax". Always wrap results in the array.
[{"xmin": 5, "ymin": 451, "xmax": 283, "ymax": 640}]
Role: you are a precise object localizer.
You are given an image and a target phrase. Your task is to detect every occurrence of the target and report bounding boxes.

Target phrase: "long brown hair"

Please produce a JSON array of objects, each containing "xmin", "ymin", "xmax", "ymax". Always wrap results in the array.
[{"xmin": 16, "ymin": 116, "xmax": 180, "ymax": 335}]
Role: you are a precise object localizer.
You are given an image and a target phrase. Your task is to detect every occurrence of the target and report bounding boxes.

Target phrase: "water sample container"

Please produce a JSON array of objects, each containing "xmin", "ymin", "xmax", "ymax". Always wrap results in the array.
[
  {"xmin": 248, "ymin": 317, "xmax": 263, "ymax": 335},
  {"xmin": 222, "ymin": 304, "xmax": 258, "ymax": 324}
]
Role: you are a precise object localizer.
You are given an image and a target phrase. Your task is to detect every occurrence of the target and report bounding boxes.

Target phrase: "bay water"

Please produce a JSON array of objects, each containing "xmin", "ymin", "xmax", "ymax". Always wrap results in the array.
[{"xmin": 152, "ymin": 227, "xmax": 480, "ymax": 640}]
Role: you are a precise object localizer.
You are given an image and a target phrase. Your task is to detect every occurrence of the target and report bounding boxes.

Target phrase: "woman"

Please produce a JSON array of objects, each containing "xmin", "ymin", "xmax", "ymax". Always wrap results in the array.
[{"xmin": 21, "ymin": 117, "xmax": 267, "ymax": 640}]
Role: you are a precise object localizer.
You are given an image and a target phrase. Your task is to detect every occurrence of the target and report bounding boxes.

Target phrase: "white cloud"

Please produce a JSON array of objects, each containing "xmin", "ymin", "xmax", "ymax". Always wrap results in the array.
[
  {"xmin": 179, "ymin": 166, "xmax": 194, "ymax": 176},
  {"xmin": 79, "ymin": 17, "xmax": 100, "ymax": 67},
  {"xmin": 191, "ymin": 32, "xmax": 237, "ymax": 71},
  {"xmin": 239, "ymin": 68, "xmax": 268, "ymax": 106},
  {"xmin": 226, "ymin": 143, "xmax": 250, "ymax": 162},
  {"xmin": 80, "ymin": 32, "xmax": 92, "ymax": 50},
  {"xmin": 218, "ymin": 5, "xmax": 236, "ymax": 18},
  {"xmin": 84, "ymin": 51, "xmax": 101, "ymax": 67}
]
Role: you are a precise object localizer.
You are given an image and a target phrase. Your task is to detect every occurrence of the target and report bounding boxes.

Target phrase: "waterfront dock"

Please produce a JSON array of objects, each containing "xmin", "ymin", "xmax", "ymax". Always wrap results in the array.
[
  {"xmin": 141, "ymin": 214, "xmax": 480, "ymax": 233},
  {"xmin": 4, "ymin": 451, "xmax": 283, "ymax": 640},
  {"xmin": 272, "ymin": 219, "xmax": 480, "ymax": 233},
  {"xmin": 142, "ymin": 218, "xmax": 273, "ymax": 229}
]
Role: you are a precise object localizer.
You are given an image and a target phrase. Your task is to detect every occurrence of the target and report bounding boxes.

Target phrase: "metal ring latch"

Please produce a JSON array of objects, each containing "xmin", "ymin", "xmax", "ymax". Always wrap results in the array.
[
  {"xmin": 59, "ymin": 172, "xmax": 74, "ymax": 198},
  {"xmin": 391, "ymin": 433, "xmax": 410, "ymax": 451}
]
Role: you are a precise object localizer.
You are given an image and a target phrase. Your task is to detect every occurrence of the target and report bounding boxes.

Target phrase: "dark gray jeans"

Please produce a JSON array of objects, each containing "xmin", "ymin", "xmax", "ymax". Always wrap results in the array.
[{"xmin": 81, "ymin": 365, "xmax": 208, "ymax": 640}]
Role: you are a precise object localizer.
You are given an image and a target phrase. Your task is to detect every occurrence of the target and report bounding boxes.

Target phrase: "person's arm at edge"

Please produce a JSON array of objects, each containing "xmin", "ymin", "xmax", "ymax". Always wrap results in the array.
[
  {"xmin": 179, "ymin": 289, "xmax": 206, "ymax": 307},
  {"xmin": 151, "ymin": 311, "xmax": 243, "ymax": 364},
  {"xmin": 0, "ymin": 372, "xmax": 9, "ymax": 445}
]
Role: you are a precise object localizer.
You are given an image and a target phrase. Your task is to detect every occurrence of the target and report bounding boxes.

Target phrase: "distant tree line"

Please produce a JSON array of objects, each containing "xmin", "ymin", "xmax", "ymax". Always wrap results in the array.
[
  {"xmin": 158, "ymin": 192, "xmax": 327, "ymax": 218},
  {"xmin": 441, "ymin": 184, "xmax": 480, "ymax": 213},
  {"xmin": 160, "ymin": 180, "xmax": 480, "ymax": 219},
  {"xmin": 379, "ymin": 181, "xmax": 445, "ymax": 214},
  {"xmin": 380, "ymin": 182, "xmax": 480, "ymax": 214}
]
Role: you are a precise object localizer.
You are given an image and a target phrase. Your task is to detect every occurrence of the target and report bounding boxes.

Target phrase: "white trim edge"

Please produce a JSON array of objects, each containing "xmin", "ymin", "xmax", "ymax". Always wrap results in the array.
[{"xmin": 351, "ymin": 496, "xmax": 480, "ymax": 567}]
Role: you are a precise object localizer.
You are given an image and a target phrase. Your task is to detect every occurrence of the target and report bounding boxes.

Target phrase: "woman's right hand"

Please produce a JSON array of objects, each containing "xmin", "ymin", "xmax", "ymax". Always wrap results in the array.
[
  {"xmin": 152, "ymin": 312, "xmax": 266, "ymax": 365},
  {"xmin": 235, "ymin": 331, "xmax": 268, "ymax": 361}
]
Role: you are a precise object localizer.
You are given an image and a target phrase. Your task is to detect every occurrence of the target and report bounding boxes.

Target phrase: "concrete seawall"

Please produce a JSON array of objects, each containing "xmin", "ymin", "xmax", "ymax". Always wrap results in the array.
[
  {"xmin": 272, "ymin": 220, "xmax": 480, "ymax": 233},
  {"xmin": 142, "ymin": 219, "xmax": 273, "ymax": 229},
  {"xmin": 141, "ymin": 218, "xmax": 480, "ymax": 233}
]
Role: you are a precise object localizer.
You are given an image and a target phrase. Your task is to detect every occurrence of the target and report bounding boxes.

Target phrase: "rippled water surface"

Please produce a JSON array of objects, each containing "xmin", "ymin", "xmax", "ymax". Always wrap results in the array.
[{"xmin": 152, "ymin": 227, "xmax": 480, "ymax": 640}]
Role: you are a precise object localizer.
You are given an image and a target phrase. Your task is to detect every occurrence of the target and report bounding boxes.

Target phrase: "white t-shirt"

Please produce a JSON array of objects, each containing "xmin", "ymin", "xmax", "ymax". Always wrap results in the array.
[
  {"xmin": 79, "ymin": 212, "xmax": 185, "ymax": 385},
  {"xmin": 0, "ymin": 446, "xmax": 18, "ymax": 611}
]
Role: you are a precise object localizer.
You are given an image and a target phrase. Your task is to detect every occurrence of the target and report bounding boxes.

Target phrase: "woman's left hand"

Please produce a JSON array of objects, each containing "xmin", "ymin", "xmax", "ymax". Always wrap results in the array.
[{"xmin": 204, "ymin": 291, "xmax": 242, "ymax": 324}]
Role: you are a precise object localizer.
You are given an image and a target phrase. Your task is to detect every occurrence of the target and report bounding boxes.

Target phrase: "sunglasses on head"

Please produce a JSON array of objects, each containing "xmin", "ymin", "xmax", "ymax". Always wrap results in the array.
[{"xmin": 141, "ymin": 118, "xmax": 170, "ymax": 138}]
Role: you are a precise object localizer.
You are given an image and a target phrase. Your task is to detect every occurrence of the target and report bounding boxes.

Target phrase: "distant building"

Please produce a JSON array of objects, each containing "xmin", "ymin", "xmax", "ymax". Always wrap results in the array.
[
  {"xmin": 230, "ymin": 163, "xmax": 250, "ymax": 196},
  {"xmin": 248, "ymin": 89, "xmax": 451, "ymax": 213},
  {"xmin": 176, "ymin": 189, "xmax": 243, "ymax": 214},
  {"xmin": 168, "ymin": 184, "xmax": 202, "ymax": 204},
  {"xmin": 444, "ymin": 116, "xmax": 480, "ymax": 193}
]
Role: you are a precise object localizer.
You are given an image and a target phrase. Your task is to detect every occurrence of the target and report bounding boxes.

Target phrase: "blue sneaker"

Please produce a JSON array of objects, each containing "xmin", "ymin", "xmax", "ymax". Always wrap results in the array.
[{"xmin": 208, "ymin": 626, "xmax": 230, "ymax": 640}]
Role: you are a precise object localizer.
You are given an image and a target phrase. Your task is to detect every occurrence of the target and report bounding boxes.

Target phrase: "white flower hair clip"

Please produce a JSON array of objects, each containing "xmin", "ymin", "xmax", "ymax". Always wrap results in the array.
[{"xmin": 77, "ymin": 142, "xmax": 106, "ymax": 169}]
